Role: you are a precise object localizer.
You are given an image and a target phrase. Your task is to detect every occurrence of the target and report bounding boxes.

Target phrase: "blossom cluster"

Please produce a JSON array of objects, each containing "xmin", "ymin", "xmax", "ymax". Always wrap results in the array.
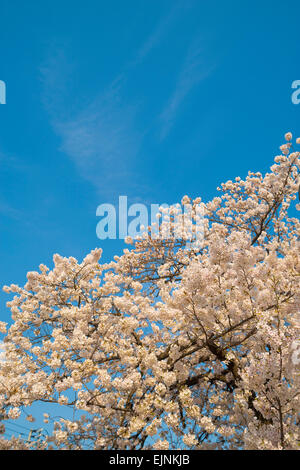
[{"xmin": 0, "ymin": 134, "xmax": 299, "ymax": 450}]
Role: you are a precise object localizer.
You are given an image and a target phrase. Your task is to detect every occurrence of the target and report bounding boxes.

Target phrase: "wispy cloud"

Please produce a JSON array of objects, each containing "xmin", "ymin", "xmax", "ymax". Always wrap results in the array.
[
  {"xmin": 39, "ymin": 4, "xmax": 192, "ymax": 199},
  {"xmin": 104, "ymin": 2, "xmax": 185, "ymax": 90},
  {"xmin": 55, "ymin": 94, "xmax": 144, "ymax": 199},
  {"xmin": 159, "ymin": 39, "xmax": 215, "ymax": 140},
  {"xmin": 0, "ymin": 200, "xmax": 22, "ymax": 220},
  {"xmin": 134, "ymin": 2, "xmax": 182, "ymax": 65},
  {"xmin": 40, "ymin": 50, "xmax": 145, "ymax": 200}
]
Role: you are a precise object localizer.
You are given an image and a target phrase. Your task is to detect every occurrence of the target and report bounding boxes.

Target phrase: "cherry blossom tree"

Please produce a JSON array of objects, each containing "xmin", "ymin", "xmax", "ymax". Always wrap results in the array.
[{"xmin": 0, "ymin": 133, "xmax": 299, "ymax": 450}]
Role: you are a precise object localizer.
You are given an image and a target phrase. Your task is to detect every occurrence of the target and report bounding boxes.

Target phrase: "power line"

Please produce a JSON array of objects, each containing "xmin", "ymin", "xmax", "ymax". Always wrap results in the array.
[
  {"xmin": 2, "ymin": 421, "xmax": 48, "ymax": 448},
  {"xmin": 4, "ymin": 420, "xmax": 32, "ymax": 432},
  {"xmin": 3, "ymin": 425, "xmax": 27, "ymax": 438}
]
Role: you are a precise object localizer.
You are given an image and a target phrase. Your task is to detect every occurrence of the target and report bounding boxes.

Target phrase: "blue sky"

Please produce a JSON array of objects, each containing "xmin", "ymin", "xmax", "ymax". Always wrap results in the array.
[{"xmin": 1, "ymin": 0, "xmax": 300, "ymax": 329}]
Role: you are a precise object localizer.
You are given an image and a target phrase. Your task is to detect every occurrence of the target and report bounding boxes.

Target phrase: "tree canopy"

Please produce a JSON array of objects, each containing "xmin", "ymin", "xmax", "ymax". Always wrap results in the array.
[{"xmin": 0, "ymin": 133, "xmax": 299, "ymax": 450}]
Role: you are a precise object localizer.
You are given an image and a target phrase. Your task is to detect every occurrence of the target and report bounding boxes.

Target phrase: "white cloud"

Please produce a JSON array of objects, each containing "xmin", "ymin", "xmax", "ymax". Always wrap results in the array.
[
  {"xmin": 53, "ymin": 88, "xmax": 143, "ymax": 198},
  {"xmin": 159, "ymin": 39, "xmax": 215, "ymax": 140},
  {"xmin": 134, "ymin": 3, "xmax": 181, "ymax": 64},
  {"xmin": 40, "ymin": 50, "xmax": 144, "ymax": 200},
  {"xmin": 39, "ymin": 6, "xmax": 200, "ymax": 199}
]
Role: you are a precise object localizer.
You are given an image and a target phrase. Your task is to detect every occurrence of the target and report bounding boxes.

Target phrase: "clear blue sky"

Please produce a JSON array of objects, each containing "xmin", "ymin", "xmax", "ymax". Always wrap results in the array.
[{"xmin": 1, "ymin": 0, "xmax": 300, "ymax": 328}]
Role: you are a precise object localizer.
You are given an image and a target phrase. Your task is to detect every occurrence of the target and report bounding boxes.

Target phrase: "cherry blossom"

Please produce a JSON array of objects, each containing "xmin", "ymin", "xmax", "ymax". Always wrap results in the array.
[{"xmin": 0, "ymin": 134, "xmax": 299, "ymax": 450}]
